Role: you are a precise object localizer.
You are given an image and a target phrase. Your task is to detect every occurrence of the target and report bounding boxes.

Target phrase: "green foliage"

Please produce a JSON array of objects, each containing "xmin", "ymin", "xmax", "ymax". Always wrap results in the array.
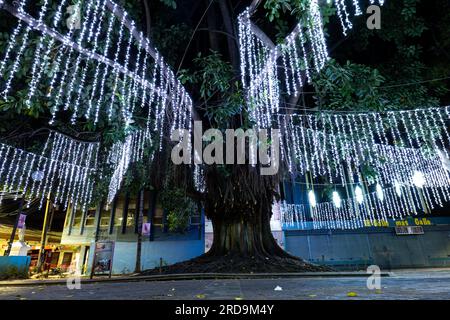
[
  {"xmin": 264, "ymin": 0, "xmax": 334, "ymax": 25},
  {"xmin": 151, "ymin": 23, "xmax": 191, "ymax": 66},
  {"xmin": 159, "ymin": 188, "xmax": 197, "ymax": 232},
  {"xmin": 159, "ymin": 0, "xmax": 177, "ymax": 9},
  {"xmin": 313, "ymin": 60, "xmax": 387, "ymax": 112},
  {"xmin": 179, "ymin": 51, "xmax": 244, "ymax": 127},
  {"xmin": 193, "ymin": 51, "xmax": 234, "ymax": 99},
  {"xmin": 264, "ymin": 0, "xmax": 292, "ymax": 22}
]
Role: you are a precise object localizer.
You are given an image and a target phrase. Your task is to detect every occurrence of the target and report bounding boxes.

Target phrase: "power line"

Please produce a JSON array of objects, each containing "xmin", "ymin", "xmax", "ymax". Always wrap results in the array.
[{"xmin": 177, "ymin": 0, "xmax": 215, "ymax": 75}]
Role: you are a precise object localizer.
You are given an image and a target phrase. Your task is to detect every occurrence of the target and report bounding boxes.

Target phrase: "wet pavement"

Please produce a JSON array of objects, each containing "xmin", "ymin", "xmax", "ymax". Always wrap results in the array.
[{"xmin": 1, "ymin": 269, "xmax": 449, "ymax": 300}]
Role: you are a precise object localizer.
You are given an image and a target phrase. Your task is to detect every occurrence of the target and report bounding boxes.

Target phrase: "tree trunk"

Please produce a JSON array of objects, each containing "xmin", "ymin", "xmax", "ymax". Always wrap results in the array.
[
  {"xmin": 203, "ymin": 165, "xmax": 292, "ymax": 259},
  {"xmin": 207, "ymin": 208, "xmax": 288, "ymax": 259},
  {"xmin": 140, "ymin": 165, "xmax": 328, "ymax": 273}
]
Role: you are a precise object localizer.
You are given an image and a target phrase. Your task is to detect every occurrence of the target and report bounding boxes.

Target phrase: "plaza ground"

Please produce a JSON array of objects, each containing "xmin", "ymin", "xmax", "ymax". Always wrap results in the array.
[{"xmin": 0, "ymin": 268, "xmax": 449, "ymax": 300}]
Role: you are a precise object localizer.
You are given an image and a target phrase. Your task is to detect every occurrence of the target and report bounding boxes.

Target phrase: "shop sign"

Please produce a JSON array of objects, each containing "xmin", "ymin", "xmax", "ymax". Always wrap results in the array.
[{"xmin": 91, "ymin": 241, "xmax": 115, "ymax": 278}]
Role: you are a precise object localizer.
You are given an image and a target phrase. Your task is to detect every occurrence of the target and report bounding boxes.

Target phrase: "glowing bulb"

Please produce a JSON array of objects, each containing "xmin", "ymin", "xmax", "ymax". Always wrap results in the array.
[
  {"xmin": 413, "ymin": 171, "xmax": 425, "ymax": 188},
  {"xmin": 308, "ymin": 190, "xmax": 317, "ymax": 208},
  {"xmin": 355, "ymin": 186, "xmax": 364, "ymax": 204},
  {"xmin": 332, "ymin": 191, "xmax": 341, "ymax": 208},
  {"xmin": 31, "ymin": 170, "xmax": 45, "ymax": 182},
  {"xmin": 395, "ymin": 180, "xmax": 402, "ymax": 197},
  {"xmin": 376, "ymin": 183, "xmax": 384, "ymax": 201}
]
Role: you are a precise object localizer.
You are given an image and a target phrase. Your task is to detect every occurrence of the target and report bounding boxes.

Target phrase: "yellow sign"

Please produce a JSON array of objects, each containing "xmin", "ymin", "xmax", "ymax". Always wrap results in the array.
[
  {"xmin": 364, "ymin": 220, "xmax": 389, "ymax": 227},
  {"xmin": 395, "ymin": 217, "xmax": 431, "ymax": 227}
]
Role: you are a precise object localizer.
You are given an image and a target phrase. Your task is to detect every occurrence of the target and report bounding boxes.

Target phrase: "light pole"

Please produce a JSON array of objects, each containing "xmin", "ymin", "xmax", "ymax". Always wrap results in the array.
[{"xmin": 36, "ymin": 192, "xmax": 52, "ymax": 274}]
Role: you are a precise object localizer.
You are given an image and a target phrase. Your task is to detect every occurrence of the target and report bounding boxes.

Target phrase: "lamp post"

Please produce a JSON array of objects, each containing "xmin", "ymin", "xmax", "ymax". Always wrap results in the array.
[{"xmin": 36, "ymin": 192, "xmax": 52, "ymax": 274}]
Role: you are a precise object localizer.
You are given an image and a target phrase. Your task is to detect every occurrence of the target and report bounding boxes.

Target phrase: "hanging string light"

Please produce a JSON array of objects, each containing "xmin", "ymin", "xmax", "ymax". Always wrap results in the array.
[
  {"xmin": 412, "ymin": 170, "xmax": 426, "ymax": 189},
  {"xmin": 395, "ymin": 180, "xmax": 402, "ymax": 197},
  {"xmin": 106, "ymin": 128, "xmax": 153, "ymax": 204},
  {"xmin": 0, "ymin": 131, "xmax": 99, "ymax": 210},
  {"xmin": 278, "ymin": 104, "xmax": 450, "ymax": 230},
  {"xmin": 0, "ymin": 0, "xmax": 193, "ymax": 135},
  {"xmin": 308, "ymin": 190, "xmax": 317, "ymax": 207},
  {"xmin": 238, "ymin": 0, "xmax": 330, "ymax": 128},
  {"xmin": 376, "ymin": 183, "xmax": 384, "ymax": 201},
  {"xmin": 355, "ymin": 185, "xmax": 364, "ymax": 204},
  {"xmin": 332, "ymin": 191, "xmax": 342, "ymax": 208}
]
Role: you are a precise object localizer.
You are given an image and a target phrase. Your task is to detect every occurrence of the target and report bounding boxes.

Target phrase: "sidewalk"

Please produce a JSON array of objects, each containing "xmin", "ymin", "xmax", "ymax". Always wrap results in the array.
[
  {"xmin": 1, "ymin": 269, "xmax": 450, "ymax": 300},
  {"xmin": 0, "ymin": 271, "xmax": 391, "ymax": 287}
]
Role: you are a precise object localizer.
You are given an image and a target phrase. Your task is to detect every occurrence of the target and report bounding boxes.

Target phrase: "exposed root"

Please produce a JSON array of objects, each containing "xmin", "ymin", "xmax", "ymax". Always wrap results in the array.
[{"xmin": 140, "ymin": 253, "xmax": 331, "ymax": 275}]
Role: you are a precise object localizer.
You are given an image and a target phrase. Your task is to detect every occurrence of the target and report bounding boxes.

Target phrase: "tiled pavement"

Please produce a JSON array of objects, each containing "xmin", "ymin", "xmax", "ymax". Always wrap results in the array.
[{"xmin": 1, "ymin": 269, "xmax": 450, "ymax": 300}]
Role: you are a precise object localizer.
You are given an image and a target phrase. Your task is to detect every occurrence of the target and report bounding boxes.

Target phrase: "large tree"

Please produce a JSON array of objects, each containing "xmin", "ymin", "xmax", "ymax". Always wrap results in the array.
[{"xmin": 0, "ymin": 0, "xmax": 449, "ymax": 273}]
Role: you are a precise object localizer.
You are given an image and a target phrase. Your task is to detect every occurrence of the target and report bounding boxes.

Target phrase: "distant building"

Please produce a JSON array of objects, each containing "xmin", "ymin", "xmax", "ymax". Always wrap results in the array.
[
  {"xmin": 60, "ymin": 190, "xmax": 204, "ymax": 275},
  {"xmin": 280, "ymin": 180, "xmax": 450, "ymax": 270},
  {"xmin": 0, "ymin": 198, "xmax": 64, "ymax": 272}
]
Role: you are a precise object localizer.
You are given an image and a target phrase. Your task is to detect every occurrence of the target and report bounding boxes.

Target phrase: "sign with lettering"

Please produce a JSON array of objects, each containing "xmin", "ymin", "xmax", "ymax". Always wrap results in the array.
[
  {"xmin": 91, "ymin": 241, "xmax": 115, "ymax": 278},
  {"xmin": 395, "ymin": 226, "xmax": 424, "ymax": 235},
  {"xmin": 142, "ymin": 222, "xmax": 151, "ymax": 236}
]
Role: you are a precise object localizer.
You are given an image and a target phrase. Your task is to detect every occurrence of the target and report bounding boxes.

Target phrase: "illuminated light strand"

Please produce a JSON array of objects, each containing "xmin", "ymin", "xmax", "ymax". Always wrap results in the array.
[
  {"xmin": 49, "ymin": 0, "xmax": 96, "ymax": 124},
  {"xmin": 60, "ymin": 0, "xmax": 97, "ymax": 112},
  {"xmin": 280, "ymin": 181, "xmax": 445, "ymax": 230},
  {"xmin": 24, "ymin": 0, "xmax": 50, "ymax": 106},
  {"xmin": 276, "ymin": 106, "xmax": 450, "ymax": 230},
  {"xmin": 71, "ymin": 0, "xmax": 107, "ymax": 124},
  {"xmin": 0, "ymin": 0, "xmax": 27, "ymax": 76},
  {"xmin": 0, "ymin": 0, "xmax": 193, "ymax": 143},
  {"xmin": 91, "ymin": 3, "xmax": 117, "ymax": 123},
  {"xmin": 239, "ymin": 1, "xmax": 329, "ymax": 128},
  {"xmin": 0, "ymin": 131, "xmax": 98, "ymax": 209},
  {"xmin": 106, "ymin": 129, "xmax": 154, "ymax": 204}
]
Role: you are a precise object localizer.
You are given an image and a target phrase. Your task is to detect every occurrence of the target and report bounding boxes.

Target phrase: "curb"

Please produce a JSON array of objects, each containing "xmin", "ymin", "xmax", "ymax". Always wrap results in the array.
[{"xmin": 0, "ymin": 271, "xmax": 390, "ymax": 287}]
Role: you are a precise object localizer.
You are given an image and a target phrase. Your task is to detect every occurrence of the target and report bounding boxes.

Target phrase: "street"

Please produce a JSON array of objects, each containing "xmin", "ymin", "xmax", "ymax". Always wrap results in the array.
[{"xmin": 1, "ymin": 269, "xmax": 450, "ymax": 300}]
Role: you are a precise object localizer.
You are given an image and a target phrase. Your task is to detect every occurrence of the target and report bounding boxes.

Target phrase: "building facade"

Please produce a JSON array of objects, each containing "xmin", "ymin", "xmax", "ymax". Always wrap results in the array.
[
  {"xmin": 60, "ymin": 190, "xmax": 204, "ymax": 275},
  {"xmin": 281, "ymin": 180, "xmax": 450, "ymax": 270}
]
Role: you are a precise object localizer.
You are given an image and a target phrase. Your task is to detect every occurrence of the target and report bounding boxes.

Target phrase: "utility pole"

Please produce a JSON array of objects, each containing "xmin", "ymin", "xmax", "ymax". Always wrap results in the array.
[
  {"xmin": 36, "ymin": 193, "xmax": 52, "ymax": 273},
  {"xmin": 135, "ymin": 189, "xmax": 144, "ymax": 273}
]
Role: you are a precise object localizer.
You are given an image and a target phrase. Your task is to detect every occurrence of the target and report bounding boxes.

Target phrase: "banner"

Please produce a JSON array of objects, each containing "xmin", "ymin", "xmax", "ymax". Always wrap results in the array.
[{"xmin": 17, "ymin": 214, "xmax": 27, "ymax": 229}]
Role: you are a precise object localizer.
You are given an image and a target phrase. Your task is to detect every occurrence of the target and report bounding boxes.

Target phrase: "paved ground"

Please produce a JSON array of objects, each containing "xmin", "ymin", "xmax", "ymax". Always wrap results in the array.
[{"xmin": 1, "ymin": 269, "xmax": 450, "ymax": 300}]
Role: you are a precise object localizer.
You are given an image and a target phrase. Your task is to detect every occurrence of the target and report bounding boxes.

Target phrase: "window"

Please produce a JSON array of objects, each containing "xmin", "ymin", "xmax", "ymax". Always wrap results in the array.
[
  {"xmin": 153, "ymin": 206, "xmax": 164, "ymax": 227},
  {"xmin": 64, "ymin": 207, "xmax": 71, "ymax": 228},
  {"xmin": 85, "ymin": 209, "xmax": 96, "ymax": 227},
  {"xmin": 72, "ymin": 209, "xmax": 83, "ymax": 228},
  {"xmin": 100, "ymin": 205, "xmax": 111, "ymax": 227},
  {"xmin": 114, "ymin": 196, "xmax": 126, "ymax": 226},
  {"xmin": 125, "ymin": 195, "xmax": 137, "ymax": 228}
]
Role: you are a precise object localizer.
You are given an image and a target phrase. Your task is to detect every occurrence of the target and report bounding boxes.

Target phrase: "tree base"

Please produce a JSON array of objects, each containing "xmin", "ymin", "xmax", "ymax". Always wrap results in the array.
[{"xmin": 140, "ymin": 253, "xmax": 332, "ymax": 275}]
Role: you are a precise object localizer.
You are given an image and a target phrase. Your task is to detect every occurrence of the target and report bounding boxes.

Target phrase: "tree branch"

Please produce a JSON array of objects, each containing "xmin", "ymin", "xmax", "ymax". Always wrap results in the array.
[{"xmin": 142, "ymin": 0, "xmax": 152, "ymax": 37}]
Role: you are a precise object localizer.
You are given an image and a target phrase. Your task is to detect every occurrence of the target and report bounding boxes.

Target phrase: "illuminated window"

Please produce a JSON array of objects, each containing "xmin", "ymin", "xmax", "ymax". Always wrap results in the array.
[
  {"xmin": 85, "ymin": 209, "xmax": 96, "ymax": 227},
  {"xmin": 72, "ymin": 209, "xmax": 83, "ymax": 228},
  {"xmin": 126, "ymin": 195, "xmax": 137, "ymax": 228},
  {"xmin": 114, "ymin": 195, "xmax": 126, "ymax": 226},
  {"xmin": 100, "ymin": 205, "xmax": 111, "ymax": 227}
]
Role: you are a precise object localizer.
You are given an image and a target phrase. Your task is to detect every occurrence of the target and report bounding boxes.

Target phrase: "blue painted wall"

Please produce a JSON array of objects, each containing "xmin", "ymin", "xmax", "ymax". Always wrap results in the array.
[
  {"xmin": 0, "ymin": 256, "xmax": 31, "ymax": 275},
  {"xmin": 285, "ymin": 225, "xmax": 450, "ymax": 270},
  {"xmin": 85, "ymin": 222, "xmax": 205, "ymax": 275},
  {"xmin": 108, "ymin": 239, "xmax": 205, "ymax": 274}
]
